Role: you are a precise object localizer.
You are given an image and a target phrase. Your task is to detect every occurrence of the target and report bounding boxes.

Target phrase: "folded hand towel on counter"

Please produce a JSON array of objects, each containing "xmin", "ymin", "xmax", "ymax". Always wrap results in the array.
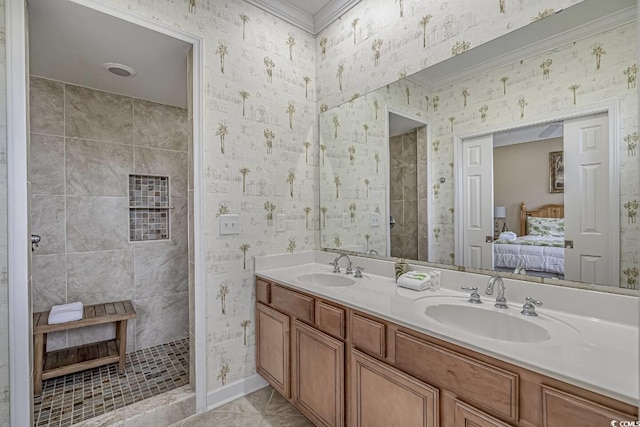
[
  {"xmin": 48, "ymin": 302, "xmax": 84, "ymax": 325},
  {"xmin": 397, "ymin": 271, "xmax": 432, "ymax": 291}
]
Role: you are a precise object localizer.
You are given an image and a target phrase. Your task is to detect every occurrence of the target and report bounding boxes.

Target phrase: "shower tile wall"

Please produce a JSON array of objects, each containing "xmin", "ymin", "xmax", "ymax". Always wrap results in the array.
[
  {"xmin": 29, "ymin": 76, "xmax": 190, "ymax": 353},
  {"xmin": 389, "ymin": 130, "xmax": 418, "ymax": 260}
]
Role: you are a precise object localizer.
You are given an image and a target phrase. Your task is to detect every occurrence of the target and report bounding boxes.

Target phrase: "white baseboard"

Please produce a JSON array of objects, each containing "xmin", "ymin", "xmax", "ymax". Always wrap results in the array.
[{"xmin": 206, "ymin": 374, "xmax": 269, "ymax": 410}]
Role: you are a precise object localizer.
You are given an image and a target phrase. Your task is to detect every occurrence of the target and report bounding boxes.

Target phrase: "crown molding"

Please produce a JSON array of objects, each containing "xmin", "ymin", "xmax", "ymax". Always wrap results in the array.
[
  {"xmin": 314, "ymin": 0, "xmax": 362, "ymax": 35},
  {"xmin": 245, "ymin": 0, "xmax": 314, "ymax": 33},
  {"xmin": 244, "ymin": 0, "xmax": 361, "ymax": 35},
  {"xmin": 409, "ymin": 5, "xmax": 635, "ymax": 91}
]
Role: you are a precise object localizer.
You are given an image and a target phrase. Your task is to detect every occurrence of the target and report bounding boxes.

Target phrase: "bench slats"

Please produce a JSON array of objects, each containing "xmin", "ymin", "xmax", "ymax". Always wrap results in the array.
[
  {"xmin": 86, "ymin": 305, "xmax": 95, "ymax": 319},
  {"xmin": 105, "ymin": 303, "xmax": 116, "ymax": 316},
  {"xmin": 33, "ymin": 301, "xmax": 136, "ymax": 334},
  {"xmin": 114, "ymin": 301, "xmax": 129, "ymax": 316}
]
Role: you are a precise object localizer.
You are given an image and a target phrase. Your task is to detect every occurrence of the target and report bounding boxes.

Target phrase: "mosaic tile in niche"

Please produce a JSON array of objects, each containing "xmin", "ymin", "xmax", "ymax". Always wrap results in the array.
[{"xmin": 128, "ymin": 175, "xmax": 170, "ymax": 241}]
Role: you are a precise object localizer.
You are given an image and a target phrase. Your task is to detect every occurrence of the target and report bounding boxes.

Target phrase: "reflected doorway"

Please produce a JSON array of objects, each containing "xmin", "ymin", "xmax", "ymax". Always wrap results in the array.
[{"xmin": 386, "ymin": 110, "xmax": 430, "ymax": 261}]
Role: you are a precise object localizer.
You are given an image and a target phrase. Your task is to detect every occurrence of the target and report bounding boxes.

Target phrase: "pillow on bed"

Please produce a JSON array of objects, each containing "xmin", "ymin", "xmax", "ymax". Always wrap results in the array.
[{"xmin": 526, "ymin": 217, "xmax": 564, "ymax": 237}]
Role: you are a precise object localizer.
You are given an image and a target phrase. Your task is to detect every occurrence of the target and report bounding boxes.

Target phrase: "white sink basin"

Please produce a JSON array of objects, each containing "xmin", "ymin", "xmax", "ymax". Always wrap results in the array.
[
  {"xmin": 424, "ymin": 304, "xmax": 549, "ymax": 343},
  {"xmin": 297, "ymin": 273, "xmax": 357, "ymax": 287},
  {"xmin": 413, "ymin": 296, "xmax": 579, "ymax": 344}
]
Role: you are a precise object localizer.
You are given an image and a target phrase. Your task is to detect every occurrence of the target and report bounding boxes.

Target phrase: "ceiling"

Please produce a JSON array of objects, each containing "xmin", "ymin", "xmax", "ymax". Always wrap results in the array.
[
  {"xmin": 29, "ymin": 0, "xmax": 192, "ymax": 108},
  {"xmin": 245, "ymin": 0, "xmax": 361, "ymax": 35}
]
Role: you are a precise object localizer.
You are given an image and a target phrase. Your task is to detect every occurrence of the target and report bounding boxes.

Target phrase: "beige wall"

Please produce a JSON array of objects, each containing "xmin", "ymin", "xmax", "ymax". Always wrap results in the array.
[
  {"xmin": 494, "ymin": 138, "xmax": 563, "ymax": 234},
  {"xmin": 29, "ymin": 76, "xmax": 190, "ymax": 352}
]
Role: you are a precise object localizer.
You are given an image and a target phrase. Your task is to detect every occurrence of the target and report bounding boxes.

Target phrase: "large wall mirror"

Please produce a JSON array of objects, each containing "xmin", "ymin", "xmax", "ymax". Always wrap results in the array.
[{"xmin": 318, "ymin": 0, "xmax": 638, "ymax": 294}]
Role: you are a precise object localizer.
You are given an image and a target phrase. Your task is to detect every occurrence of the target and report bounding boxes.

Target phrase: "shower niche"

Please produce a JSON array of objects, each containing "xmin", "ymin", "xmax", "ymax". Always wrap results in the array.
[{"xmin": 128, "ymin": 174, "xmax": 171, "ymax": 241}]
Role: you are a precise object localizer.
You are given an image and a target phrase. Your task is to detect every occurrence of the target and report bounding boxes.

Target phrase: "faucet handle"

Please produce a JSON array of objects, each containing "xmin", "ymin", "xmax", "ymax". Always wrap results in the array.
[
  {"xmin": 345, "ymin": 265, "xmax": 353, "ymax": 275},
  {"xmin": 329, "ymin": 261, "xmax": 340, "ymax": 273},
  {"xmin": 521, "ymin": 297, "xmax": 542, "ymax": 316},
  {"xmin": 461, "ymin": 286, "xmax": 482, "ymax": 304},
  {"xmin": 354, "ymin": 267, "xmax": 364, "ymax": 278}
]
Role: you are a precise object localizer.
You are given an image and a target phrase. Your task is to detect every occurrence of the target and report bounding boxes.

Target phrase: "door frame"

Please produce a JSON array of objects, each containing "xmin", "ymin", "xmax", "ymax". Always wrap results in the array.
[
  {"xmin": 384, "ymin": 105, "xmax": 432, "ymax": 260},
  {"xmin": 6, "ymin": 0, "xmax": 208, "ymax": 422},
  {"xmin": 454, "ymin": 101, "xmax": 619, "ymax": 286},
  {"xmin": 6, "ymin": 1, "xmax": 31, "ymax": 425}
]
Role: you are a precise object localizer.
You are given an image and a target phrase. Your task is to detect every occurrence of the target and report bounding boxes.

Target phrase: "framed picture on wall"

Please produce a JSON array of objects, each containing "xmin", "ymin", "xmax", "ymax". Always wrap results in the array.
[{"xmin": 549, "ymin": 151, "xmax": 564, "ymax": 193}]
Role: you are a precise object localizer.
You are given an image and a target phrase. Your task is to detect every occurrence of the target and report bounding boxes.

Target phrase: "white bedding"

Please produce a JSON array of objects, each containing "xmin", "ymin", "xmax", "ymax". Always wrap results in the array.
[{"xmin": 493, "ymin": 235, "xmax": 564, "ymax": 274}]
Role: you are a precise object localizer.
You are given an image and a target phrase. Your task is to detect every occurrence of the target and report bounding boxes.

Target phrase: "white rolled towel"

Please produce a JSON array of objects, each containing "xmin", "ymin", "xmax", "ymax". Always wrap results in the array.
[
  {"xmin": 48, "ymin": 302, "xmax": 84, "ymax": 325},
  {"xmin": 397, "ymin": 272, "xmax": 432, "ymax": 291}
]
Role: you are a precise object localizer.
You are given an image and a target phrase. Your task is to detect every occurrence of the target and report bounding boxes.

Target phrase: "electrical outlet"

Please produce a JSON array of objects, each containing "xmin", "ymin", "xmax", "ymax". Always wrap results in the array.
[
  {"xmin": 275, "ymin": 214, "xmax": 287, "ymax": 232},
  {"xmin": 219, "ymin": 214, "xmax": 240, "ymax": 235},
  {"xmin": 370, "ymin": 212, "xmax": 381, "ymax": 227},
  {"xmin": 342, "ymin": 213, "xmax": 349, "ymax": 228}
]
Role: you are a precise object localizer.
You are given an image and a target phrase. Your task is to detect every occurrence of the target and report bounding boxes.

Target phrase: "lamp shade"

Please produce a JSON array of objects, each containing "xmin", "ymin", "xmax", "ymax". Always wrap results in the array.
[{"xmin": 494, "ymin": 206, "xmax": 506, "ymax": 218}]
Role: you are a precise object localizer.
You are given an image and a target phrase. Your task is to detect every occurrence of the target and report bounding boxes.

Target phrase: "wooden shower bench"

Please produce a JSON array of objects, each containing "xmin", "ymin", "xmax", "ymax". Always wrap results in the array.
[{"xmin": 32, "ymin": 300, "xmax": 136, "ymax": 395}]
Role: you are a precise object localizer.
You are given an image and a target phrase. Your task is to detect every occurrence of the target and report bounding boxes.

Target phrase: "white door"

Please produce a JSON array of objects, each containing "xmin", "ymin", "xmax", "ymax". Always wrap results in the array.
[
  {"xmin": 461, "ymin": 135, "xmax": 494, "ymax": 269},
  {"xmin": 564, "ymin": 113, "xmax": 609, "ymax": 285}
]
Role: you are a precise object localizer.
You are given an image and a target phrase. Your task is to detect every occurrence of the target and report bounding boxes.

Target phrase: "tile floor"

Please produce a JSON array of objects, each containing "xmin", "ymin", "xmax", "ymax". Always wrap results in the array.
[
  {"xmin": 172, "ymin": 386, "xmax": 313, "ymax": 427},
  {"xmin": 33, "ymin": 338, "xmax": 189, "ymax": 427}
]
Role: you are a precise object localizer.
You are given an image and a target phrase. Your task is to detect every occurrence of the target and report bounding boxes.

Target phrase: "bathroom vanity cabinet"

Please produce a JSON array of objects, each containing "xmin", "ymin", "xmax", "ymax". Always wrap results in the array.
[{"xmin": 255, "ymin": 276, "xmax": 637, "ymax": 427}]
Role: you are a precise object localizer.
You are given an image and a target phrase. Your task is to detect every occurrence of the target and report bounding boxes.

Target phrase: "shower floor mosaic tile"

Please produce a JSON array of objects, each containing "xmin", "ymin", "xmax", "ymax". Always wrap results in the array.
[{"xmin": 33, "ymin": 338, "xmax": 189, "ymax": 427}]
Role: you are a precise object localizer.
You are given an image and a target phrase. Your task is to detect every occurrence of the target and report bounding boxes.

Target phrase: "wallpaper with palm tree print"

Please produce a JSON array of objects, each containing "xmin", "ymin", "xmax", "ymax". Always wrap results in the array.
[
  {"xmin": 319, "ymin": 78, "xmax": 430, "ymax": 254},
  {"xmin": 36, "ymin": 0, "xmax": 630, "ymax": 410},
  {"xmin": 319, "ymin": 13, "xmax": 637, "ymax": 288}
]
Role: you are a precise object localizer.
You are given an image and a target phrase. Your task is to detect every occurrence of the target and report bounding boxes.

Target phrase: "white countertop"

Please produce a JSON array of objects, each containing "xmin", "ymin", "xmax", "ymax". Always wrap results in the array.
[{"xmin": 255, "ymin": 251, "xmax": 639, "ymax": 405}]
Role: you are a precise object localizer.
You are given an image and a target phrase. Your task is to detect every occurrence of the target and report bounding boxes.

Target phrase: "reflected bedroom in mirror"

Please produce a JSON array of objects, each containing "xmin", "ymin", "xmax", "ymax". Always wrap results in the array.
[{"xmin": 318, "ymin": 0, "xmax": 638, "ymax": 294}]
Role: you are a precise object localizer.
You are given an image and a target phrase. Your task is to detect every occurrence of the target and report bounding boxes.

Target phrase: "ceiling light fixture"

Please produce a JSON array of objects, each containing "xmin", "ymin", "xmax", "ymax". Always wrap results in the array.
[{"xmin": 103, "ymin": 62, "xmax": 137, "ymax": 77}]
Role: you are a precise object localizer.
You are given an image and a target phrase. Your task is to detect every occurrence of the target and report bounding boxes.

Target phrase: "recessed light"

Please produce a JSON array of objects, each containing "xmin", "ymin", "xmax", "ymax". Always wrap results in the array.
[{"xmin": 103, "ymin": 62, "xmax": 137, "ymax": 77}]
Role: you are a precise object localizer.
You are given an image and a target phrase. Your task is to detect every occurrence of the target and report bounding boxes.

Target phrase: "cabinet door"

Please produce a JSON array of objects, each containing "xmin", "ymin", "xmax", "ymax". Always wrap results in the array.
[
  {"xmin": 351, "ymin": 349, "xmax": 438, "ymax": 427},
  {"xmin": 256, "ymin": 302, "xmax": 290, "ymax": 398},
  {"xmin": 454, "ymin": 400, "xmax": 511, "ymax": 427},
  {"xmin": 292, "ymin": 320, "xmax": 344, "ymax": 427}
]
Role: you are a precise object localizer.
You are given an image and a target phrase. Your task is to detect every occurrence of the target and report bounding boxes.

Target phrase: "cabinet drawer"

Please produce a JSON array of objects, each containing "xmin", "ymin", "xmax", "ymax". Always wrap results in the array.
[
  {"xmin": 395, "ymin": 331, "xmax": 518, "ymax": 423},
  {"xmin": 256, "ymin": 278, "xmax": 270, "ymax": 304},
  {"xmin": 351, "ymin": 313, "xmax": 386, "ymax": 358},
  {"xmin": 272, "ymin": 285, "xmax": 314, "ymax": 323},
  {"xmin": 541, "ymin": 385, "xmax": 636, "ymax": 427},
  {"xmin": 316, "ymin": 301, "xmax": 345, "ymax": 339},
  {"xmin": 454, "ymin": 400, "xmax": 511, "ymax": 427}
]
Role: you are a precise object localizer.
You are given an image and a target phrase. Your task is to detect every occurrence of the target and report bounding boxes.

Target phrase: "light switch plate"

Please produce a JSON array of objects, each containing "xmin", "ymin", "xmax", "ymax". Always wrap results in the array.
[
  {"xmin": 219, "ymin": 214, "xmax": 240, "ymax": 235},
  {"xmin": 342, "ymin": 213, "xmax": 349, "ymax": 228},
  {"xmin": 370, "ymin": 212, "xmax": 381, "ymax": 227},
  {"xmin": 275, "ymin": 213, "xmax": 287, "ymax": 232}
]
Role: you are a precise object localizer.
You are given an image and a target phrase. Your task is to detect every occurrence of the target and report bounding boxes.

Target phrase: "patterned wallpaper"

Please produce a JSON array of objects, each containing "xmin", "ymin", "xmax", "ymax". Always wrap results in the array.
[
  {"xmin": 426, "ymin": 20, "xmax": 638, "ymax": 287},
  {"xmin": 319, "ymin": 15, "xmax": 638, "ymax": 289},
  {"xmin": 0, "ymin": 2, "xmax": 635, "ymax": 420},
  {"xmin": 319, "ymin": 78, "xmax": 430, "ymax": 255},
  {"xmin": 315, "ymin": 0, "xmax": 584, "ymax": 109}
]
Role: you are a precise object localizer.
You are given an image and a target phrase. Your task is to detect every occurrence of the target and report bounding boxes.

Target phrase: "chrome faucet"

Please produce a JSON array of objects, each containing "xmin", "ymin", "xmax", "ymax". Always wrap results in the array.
[
  {"xmin": 366, "ymin": 249, "xmax": 379, "ymax": 255},
  {"xmin": 485, "ymin": 274, "xmax": 508, "ymax": 309},
  {"xmin": 331, "ymin": 254, "xmax": 353, "ymax": 274}
]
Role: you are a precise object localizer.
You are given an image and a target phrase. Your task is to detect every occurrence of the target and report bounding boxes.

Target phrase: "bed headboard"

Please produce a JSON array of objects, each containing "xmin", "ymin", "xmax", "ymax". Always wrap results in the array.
[{"xmin": 519, "ymin": 202, "xmax": 564, "ymax": 236}]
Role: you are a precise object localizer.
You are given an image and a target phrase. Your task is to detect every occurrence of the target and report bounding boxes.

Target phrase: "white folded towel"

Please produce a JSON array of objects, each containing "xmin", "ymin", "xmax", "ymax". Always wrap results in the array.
[
  {"xmin": 397, "ymin": 271, "xmax": 432, "ymax": 291},
  {"xmin": 48, "ymin": 302, "xmax": 84, "ymax": 325}
]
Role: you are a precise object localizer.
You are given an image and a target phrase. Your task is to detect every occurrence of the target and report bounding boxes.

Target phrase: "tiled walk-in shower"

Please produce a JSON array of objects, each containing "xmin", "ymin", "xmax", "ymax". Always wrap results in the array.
[{"xmin": 33, "ymin": 338, "xmax": 189, "ymax": 427}]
